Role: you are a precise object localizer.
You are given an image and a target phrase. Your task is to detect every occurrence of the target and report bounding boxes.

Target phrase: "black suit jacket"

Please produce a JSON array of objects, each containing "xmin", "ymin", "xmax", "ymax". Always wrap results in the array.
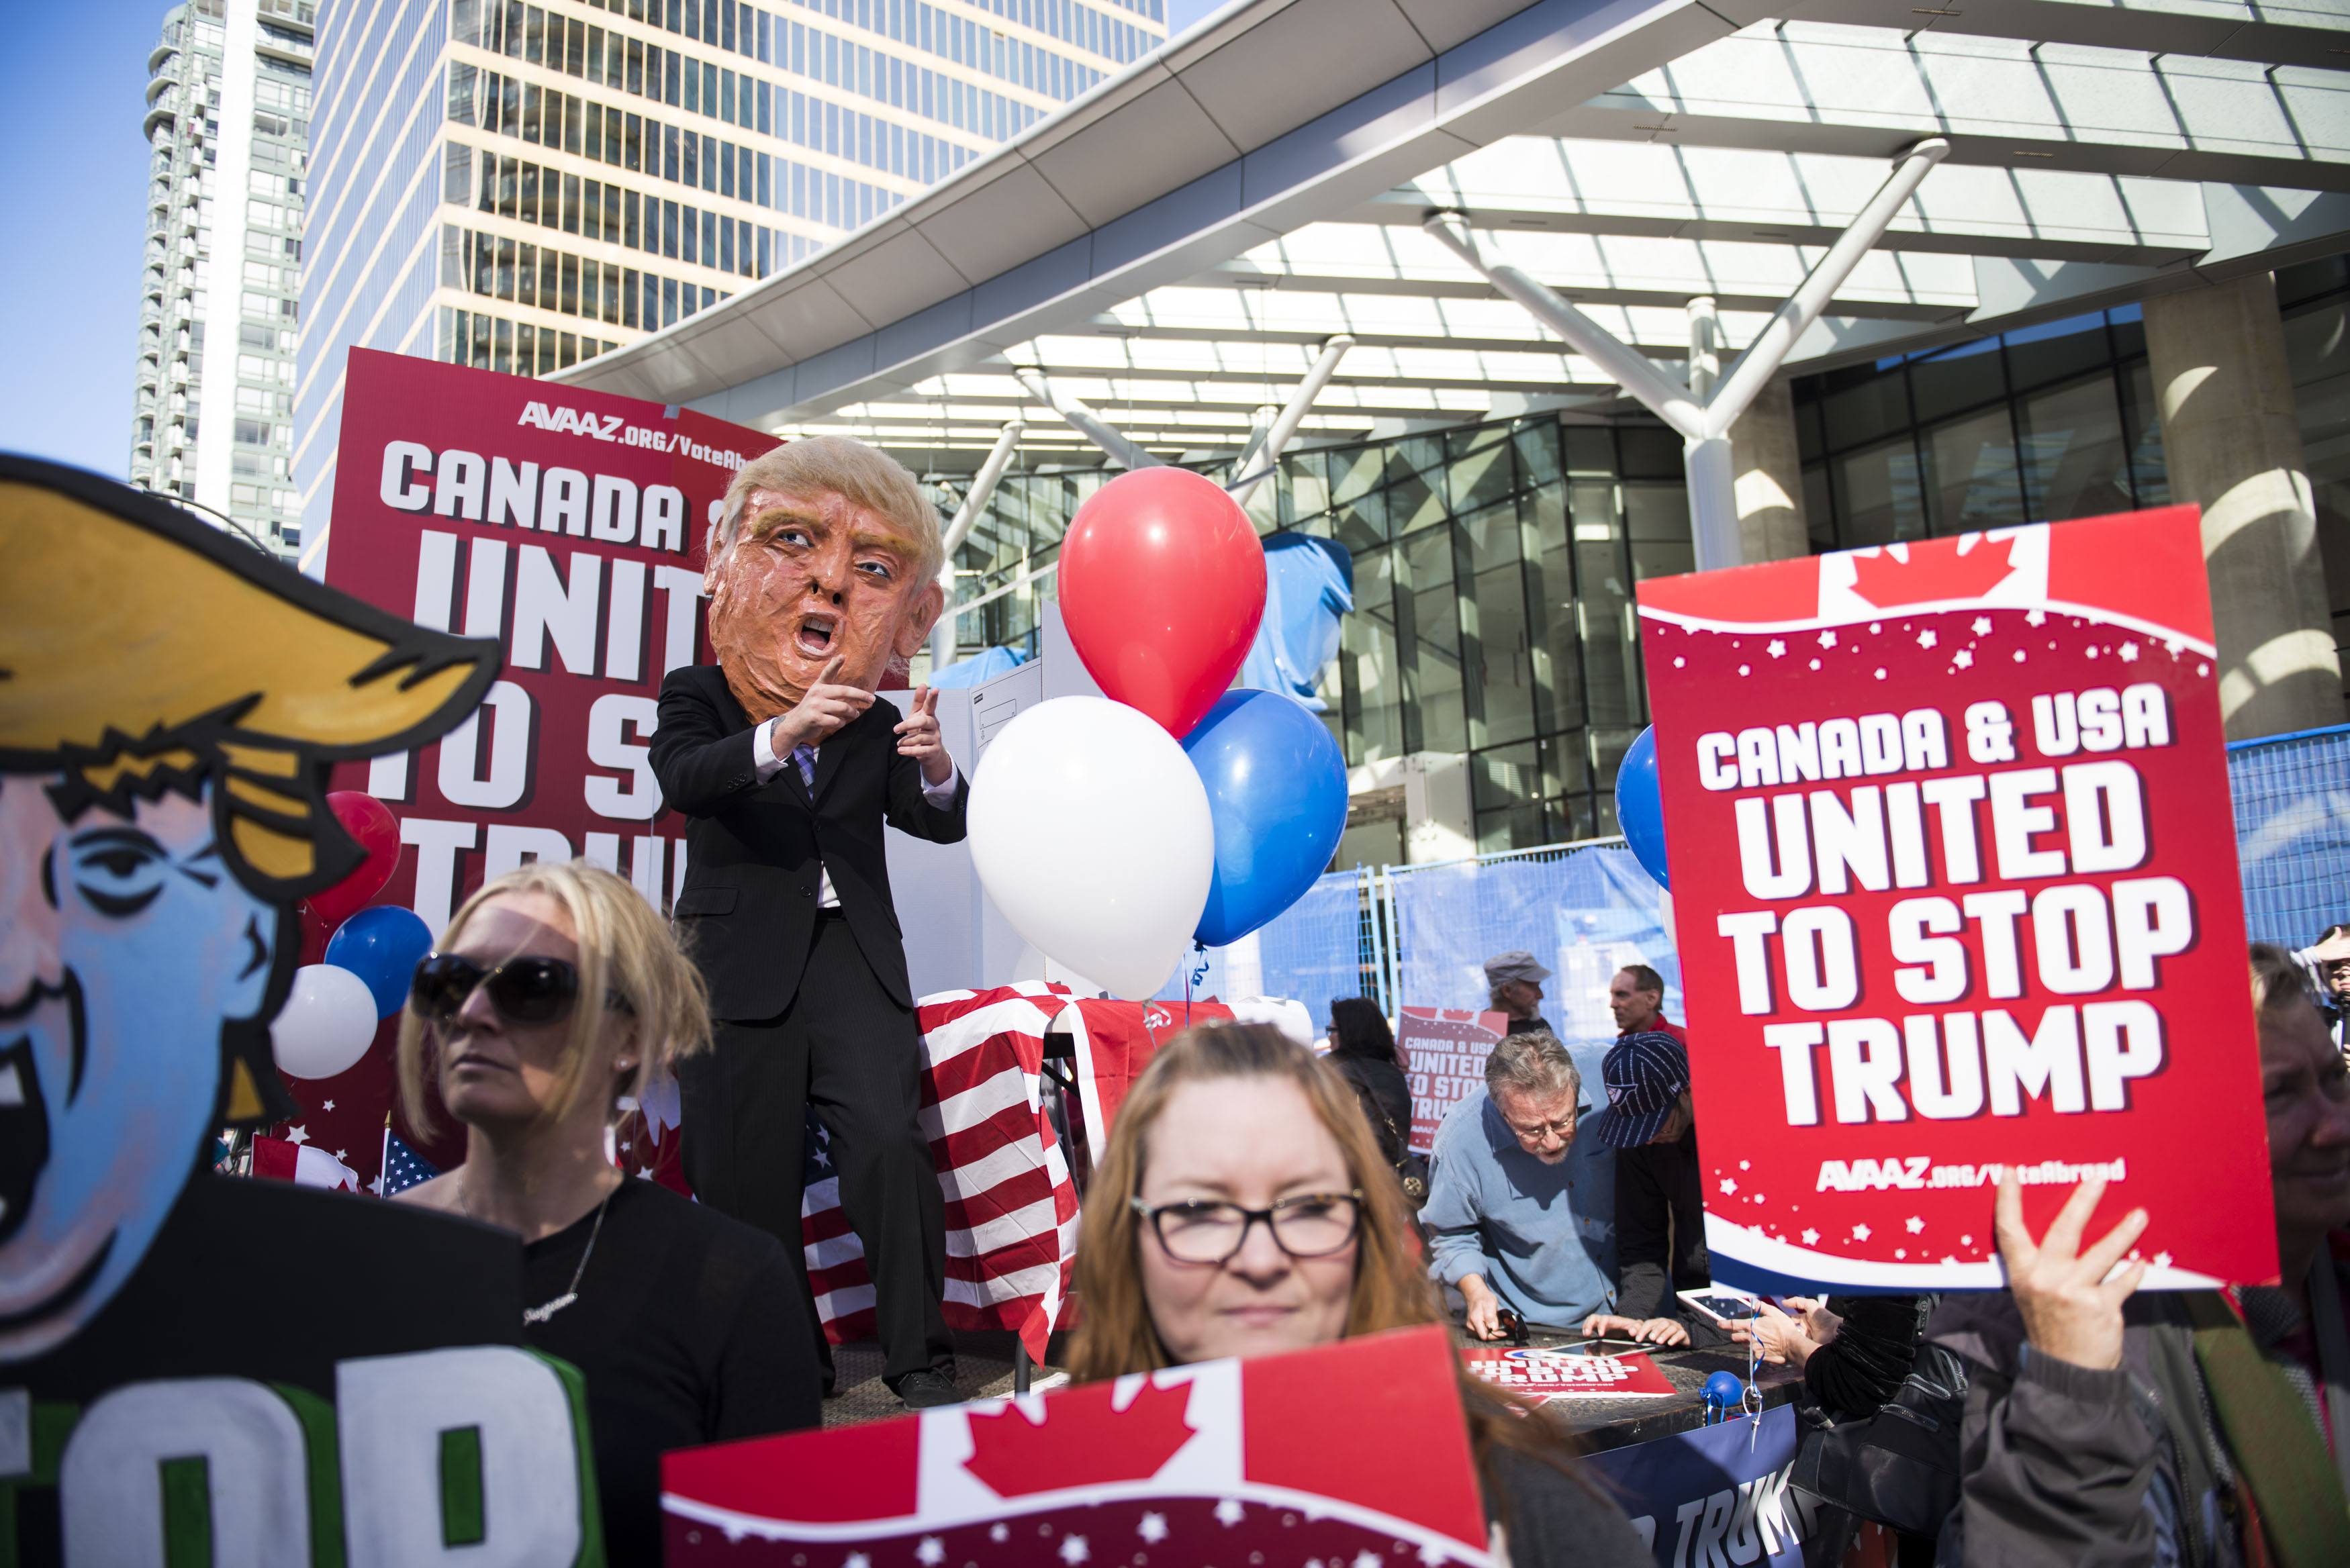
[{"xmin": 651, "ymin": 664, "xmax": 967, "ymax": 1020}]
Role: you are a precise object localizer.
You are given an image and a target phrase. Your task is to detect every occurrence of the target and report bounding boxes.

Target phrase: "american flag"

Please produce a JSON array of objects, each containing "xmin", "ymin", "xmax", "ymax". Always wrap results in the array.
[
  {"xmin": 802, "ymin": 981, "xmax": 1075, "ymax": 1364},
  {"xmin": 377, "ymin": 1129, "xmax": 440, "ymax": 1196},
  {"xmin": 250, "ymin": 1136, "xmax": 359, "ymax": 1191}
]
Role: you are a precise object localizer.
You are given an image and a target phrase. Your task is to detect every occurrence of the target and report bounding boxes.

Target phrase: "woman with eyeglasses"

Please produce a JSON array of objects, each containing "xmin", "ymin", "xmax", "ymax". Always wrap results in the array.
[
  {"xmin": 394, "ymin": 861, "xmax": 820, "ymax": 1563},
  {"xmin": 1069, "ymin": 1023, "xmax": 1648, "ymax": 1567}
]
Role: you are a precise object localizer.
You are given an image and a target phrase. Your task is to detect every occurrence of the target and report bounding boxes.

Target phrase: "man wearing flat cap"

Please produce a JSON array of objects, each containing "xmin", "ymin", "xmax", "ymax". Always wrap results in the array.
[
  {"xmin": 1, "ymin": 456, "xmax": 529, "ymax": 1423},
  {"xmin": 1483, "ymin": 950, "xmax": 1554, "ymax": 1038}
]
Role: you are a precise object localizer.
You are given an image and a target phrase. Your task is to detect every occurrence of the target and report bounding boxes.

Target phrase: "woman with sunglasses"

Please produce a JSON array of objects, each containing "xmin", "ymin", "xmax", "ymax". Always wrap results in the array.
[
  {"xmin": 395, "ymin": 861, "xmax": 820, "ymax": 1562},
  {"xmin": 1069, "ymin": 1023, "xmax": 1648, "ymax": 1567}
]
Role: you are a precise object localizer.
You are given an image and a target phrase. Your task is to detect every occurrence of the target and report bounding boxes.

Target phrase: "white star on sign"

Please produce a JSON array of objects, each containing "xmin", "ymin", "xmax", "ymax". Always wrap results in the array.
[
  {"xmin": 1137, "ymin": 1514, "xmax": 1168, "ymax": 1545},
  {"xmin": 1215, "ymin": 1499, "xmax": 1246, "ymax": 1526},
  {"xmin": 990, "ymin": 1525, "xmax": 1010, "ymax": 1542},
  {"xmin": 1719, "ymin": 1177, "xmax": 1738, "ymax": 1195},
  {"xmin": 1354, "ymin": 1553, "xmax": 1384, "ymax": 1568},
  {"xmin": 1917, "ymin": 630, "xmax": 1936, "ymax": 648},
  {"xmin": 1972, "ymin": 616, "xmax": 1992, "ymax": 635},
  {"xmin": 2014, "ymin": 650, "xmax": 2027, "ymax": 663},
  {"xmin": 1852, "ymin": 1223, "xmax": 1872, "ymax": 1241},
  {"xmin": 334, "ymin": 1150, "xmax": 346, "ymax": 1161},
  {"xmin": 1953, "ymin": 649, "xmax": 1974, "ymax": 669},
  {"xmin": 916, "ymin": 1538, "xmax": 945, "ymax": 1566},
  {"xmin": 285, "ymin": 1125, "xmax": 309, "ymax": 1146},
  {"xmin": 1818, "ymin": 630, "xmax": 1837, "ymax": 648},
  {"xmin": 366, "ymin": 1177, "xmax": 384, "ymax": 1195},
  {"xmin": 2119, "ymin": 642, "xmax": 2140, "ymax": 661},
  {"xmin": 1058, "ymin": 1534, "xmax": 1090, "ymax": 1565},
  {"xmin": 1767, "ymin": 639, "xmax": 1786, "ymax": 657},
  {"xmin": 1961, "ymin": 1234, "xmax": 1973, "ymax": 1246},
  {"xmin": 1906, "ymin": 1216, "xmax": 1925, "ymax": 1234},
  {"xmin": 2154, "ymin": 1251, "xmax": 2173, "ymax": 1268},
  {"xmin": 845, "ymin": 1555, "xmax": 869, "ymax": 1568},
  {"xmin": 2026, "ymin": 609, "xmax": 2047, "ymax": 626},
  {"xmin": 1802, "ymin": 1228, "xmax": 1820, "ymax": 1245},
  {"xmin": 322, "ymin": 1099, "xmax": 335, "ymax": 1112}
]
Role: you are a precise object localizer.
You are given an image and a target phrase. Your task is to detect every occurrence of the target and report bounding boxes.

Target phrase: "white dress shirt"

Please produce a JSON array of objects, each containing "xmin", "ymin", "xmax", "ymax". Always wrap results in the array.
[{"xmin": 752, "ymin": 716, "xmax": 961, "ymax": 908}]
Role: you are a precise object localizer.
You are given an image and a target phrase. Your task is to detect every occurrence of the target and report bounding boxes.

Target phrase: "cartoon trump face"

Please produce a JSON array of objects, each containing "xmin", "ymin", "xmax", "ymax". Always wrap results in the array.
[
  {"xmin": 702, "ymin": 436, "xmax": 946, "ymax": 720},
  {"xmin": 0, "ymin": 458, "xmax": 497, "ymax": 1362}
]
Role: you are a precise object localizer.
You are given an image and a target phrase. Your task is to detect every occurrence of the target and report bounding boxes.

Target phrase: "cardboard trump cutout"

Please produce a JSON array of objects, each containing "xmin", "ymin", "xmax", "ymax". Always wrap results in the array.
[{"xmin": 1, "ymin": 456, "xmax": 606, "ymax": 1564}]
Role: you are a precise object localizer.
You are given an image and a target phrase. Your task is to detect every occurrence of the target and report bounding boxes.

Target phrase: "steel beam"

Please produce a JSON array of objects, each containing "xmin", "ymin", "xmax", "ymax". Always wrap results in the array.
[
  {"xmin": 1231, "ymin": 334, "xmax": 1354, "ymax": 503},
  {"xmin": 930, "ymin": 419, "xmax": 1025, "ymax": 676},
  {"xmin": 1012, "ymin": 368, "xmax": 1163, "ymax": 471}
]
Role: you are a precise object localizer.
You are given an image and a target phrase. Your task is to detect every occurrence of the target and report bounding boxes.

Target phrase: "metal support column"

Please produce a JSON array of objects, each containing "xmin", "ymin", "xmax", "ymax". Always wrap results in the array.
[
  {"xmin": 1229, "ymin": 334, "xmax": 1354, "ymax": 504},
  {"xmin": 1013, "ymin": 367, "xmax": 1161, "ymax": 472},
  {"xmin": 1422, "ymin": 138, "xmax": 1949, "ymax": 572},
  {"xmin": 929, "ymin": 419, "xmax": 1024, "ymax": 677}
]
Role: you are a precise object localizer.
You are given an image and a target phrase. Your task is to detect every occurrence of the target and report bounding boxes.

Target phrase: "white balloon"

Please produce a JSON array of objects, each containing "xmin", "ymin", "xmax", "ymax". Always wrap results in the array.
[
  {"xmin": 271, "ymin": 965, "xmax": 380, "ymax": 1080},
  {"xmin": 970, "ymin": 696, "xmax": 1215, "ymax": 999}
]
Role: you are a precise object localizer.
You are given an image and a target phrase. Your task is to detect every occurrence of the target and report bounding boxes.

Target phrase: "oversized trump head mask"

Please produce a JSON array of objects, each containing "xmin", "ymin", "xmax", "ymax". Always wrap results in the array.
[{"xmin": 704, "ymin": 437, "xmax": 945, "ymax": 722}]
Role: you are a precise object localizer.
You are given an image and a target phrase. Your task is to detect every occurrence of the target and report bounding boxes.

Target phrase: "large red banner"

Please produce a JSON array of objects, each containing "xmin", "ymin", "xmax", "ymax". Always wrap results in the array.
[
  {"xmin": 324, "ymin": 347, "xmax": 768, "ymax": 934},
  {"xmin": 1636, "ymin": 510, "xmax": 2275, "ymax": 1290}
]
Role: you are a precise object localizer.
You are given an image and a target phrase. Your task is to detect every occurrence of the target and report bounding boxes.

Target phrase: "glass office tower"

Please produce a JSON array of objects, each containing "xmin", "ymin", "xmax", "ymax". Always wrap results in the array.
[
  {"xmin": 133, "ymin": 0, "xmax": 316, "ymax": 559},
  {"xmin": 293, "ymin": 0, "xmax": 1162, "ymax": 563}
]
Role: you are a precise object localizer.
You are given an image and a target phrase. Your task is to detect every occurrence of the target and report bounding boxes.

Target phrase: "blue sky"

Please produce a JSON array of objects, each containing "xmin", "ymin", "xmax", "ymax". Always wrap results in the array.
[{"xmin": 0, "ymin": 0, "xmax": 1228, "ymax": 482}]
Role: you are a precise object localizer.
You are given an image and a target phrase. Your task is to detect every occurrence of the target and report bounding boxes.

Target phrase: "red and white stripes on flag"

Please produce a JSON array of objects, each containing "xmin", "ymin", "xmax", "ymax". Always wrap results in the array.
[
  {"xmin": 250, "ymin": 1136, "xmax": 359, "ymax": 1191},
  {"xmin": 802, "ymin": 982, "xmax": 1076, "ymax": 1364}
]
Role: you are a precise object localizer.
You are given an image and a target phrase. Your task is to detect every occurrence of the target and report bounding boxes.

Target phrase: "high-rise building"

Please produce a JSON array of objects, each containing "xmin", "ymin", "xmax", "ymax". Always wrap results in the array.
[
  {"xmin": 132, "ymin": 0, "xmax": 316, "ymax": 560},
  {"xmin": 293, "ymin": 0, "xmax": 1164, "ymax": 565}
]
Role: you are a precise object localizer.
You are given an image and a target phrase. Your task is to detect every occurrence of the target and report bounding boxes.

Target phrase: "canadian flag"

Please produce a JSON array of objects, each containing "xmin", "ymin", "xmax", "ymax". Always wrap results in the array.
[
  {"xmin": 250, "ymin": 1136, "xmax": 359, "ymax": 1191},
  {"xmin": 663, "ymin": 1324, "xmax": 1494, "ymax": 1565}
]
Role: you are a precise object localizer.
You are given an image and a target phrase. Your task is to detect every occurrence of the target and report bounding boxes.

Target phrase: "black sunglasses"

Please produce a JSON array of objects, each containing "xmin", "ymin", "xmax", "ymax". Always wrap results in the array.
[{"xmin": 409, "ymin": 952, "xmax": 631, "ymax": 1027}]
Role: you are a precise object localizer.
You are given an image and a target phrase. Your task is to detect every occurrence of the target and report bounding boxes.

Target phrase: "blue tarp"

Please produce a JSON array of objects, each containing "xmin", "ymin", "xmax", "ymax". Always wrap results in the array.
[
  {"xmin": 1239, "ymin": 534, "xmax": 1354, "ymax": 710},
  {"xmin": 929, "ymin": 644, "xmax": 1027, "ymax": 689}
]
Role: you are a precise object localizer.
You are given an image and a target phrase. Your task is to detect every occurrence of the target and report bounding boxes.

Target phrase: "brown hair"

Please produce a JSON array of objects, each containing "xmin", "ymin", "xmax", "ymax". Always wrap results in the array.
[
  {"xmin": 2252, "ymin": 942, "xmax": 2321, "ymax": 1015},
  {"xmin": 395, "ymin": 859, "xmax": 713, "ymax": 1133},
  {"xmin": 1068, "ymin": 1023, "xmax": 1595, "ymax": 1510}
]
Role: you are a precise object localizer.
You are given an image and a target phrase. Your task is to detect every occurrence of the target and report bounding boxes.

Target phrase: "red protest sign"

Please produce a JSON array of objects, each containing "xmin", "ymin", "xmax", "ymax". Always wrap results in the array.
[
  {"xmin": 1636, "ymin": 509, "xmax": 2275, "ymax": 1290},
  {"xmin": 1460, "ymin": 1346, "xmax": 1678, "ymax": 1402},
  {"xmin": 1399, "ymin": 1008, "xmax": 1511, "ymax": 1155},
  {"xmin": 322, "ymin": 348, "xmax": 769, "ymax": 934},
  {"xmin": 662, "ymin": 1324, "xmax": 1494, "ymax": 1565}
]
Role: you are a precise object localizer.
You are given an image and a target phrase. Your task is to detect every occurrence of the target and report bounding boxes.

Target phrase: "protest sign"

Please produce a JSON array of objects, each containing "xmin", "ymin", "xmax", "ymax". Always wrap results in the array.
[
  {"xmin": 1399, "ymin": 1008, "xmax": 1511, "ymax": 1154},
  {"xmin": 1637, "ymin": 511, "xmax": 2275, "ymax": 1290},
  {"xmin": 1460, "ymin": 1346, "xmax": 1678, "ymax": 1402},
  {"xmin": 324, "ymin": 346, "xmax": 770, "ymax": 934},
  {"xmin": 1583, "ymin": 1404, "xmax": 1814, "ymax": 1568},
  {"xmin": 663, "ymin": 1324, "xmax": 1493, "ymax": 1565}
]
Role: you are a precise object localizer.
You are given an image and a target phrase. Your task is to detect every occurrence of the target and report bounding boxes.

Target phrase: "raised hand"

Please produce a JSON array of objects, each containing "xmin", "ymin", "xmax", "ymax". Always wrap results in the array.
[
  {"xmin": 1995, "ymin": 1171, "xmax": 2149, "ymax": 1371},
  {"xmin": 893, "ymin": 685, "xmax": 952, "ymax": 785},
  {"xmin": 776, "ymin": 656, "xmax": 874, "ymax": 750}
]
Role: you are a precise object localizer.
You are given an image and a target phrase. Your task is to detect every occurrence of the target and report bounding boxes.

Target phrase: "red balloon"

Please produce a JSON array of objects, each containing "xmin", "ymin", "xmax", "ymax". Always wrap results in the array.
[
  {"xmin": 306, "ymin": 791, "xmax": 402, "ymax": 931},
  {"xmin": 1058, "ymin": 468, "xmax": 1267, "ymax": 738}
]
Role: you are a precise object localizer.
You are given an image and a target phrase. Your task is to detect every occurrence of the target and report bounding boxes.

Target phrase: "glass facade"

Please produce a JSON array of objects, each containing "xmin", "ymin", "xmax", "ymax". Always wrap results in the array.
[
  {"xmin": 930, "ymin": 415, "xmax": 1696, "ymax": 859},
  {"xmin": 134, "ymin": 0, "xmax": 315, "ymax": 558},
  {"xmin": 1793, "ymin": 305, "xmax": 2170, "ymax": 551},
  {"xmin": 295, "ymin": 0, "xmax": 1160, "ymax": 562}
]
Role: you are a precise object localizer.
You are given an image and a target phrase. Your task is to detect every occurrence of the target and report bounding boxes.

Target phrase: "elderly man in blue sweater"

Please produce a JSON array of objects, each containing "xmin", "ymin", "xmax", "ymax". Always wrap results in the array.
[{"xmin": 1424, "ymin": 1030, "xmax": 1619, "ymax": 1338}]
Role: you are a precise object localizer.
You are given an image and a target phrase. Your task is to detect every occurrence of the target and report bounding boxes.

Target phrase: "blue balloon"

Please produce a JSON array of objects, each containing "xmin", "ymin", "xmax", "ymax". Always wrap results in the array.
[
  {"xmin": 324, "ymin": 904, "xmax": 435, "ymax": 1018},
  {"xmin": 1615, "ymin": 724, "xmax": 1670, "ymax": 890},
  {"xmin": 1182, "ymin": 689, "xmax": 1350, "ymax": 948}
]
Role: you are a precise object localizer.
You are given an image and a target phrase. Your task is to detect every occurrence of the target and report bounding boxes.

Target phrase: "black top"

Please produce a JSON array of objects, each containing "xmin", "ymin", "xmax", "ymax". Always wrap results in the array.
[
  {"xmin": 651, "ymin": 663, "xmax": 968, "ymax": 1021},
  {"xmin": 1613, "ymin": 1124, "xmax": 1709, "ymax": 1323},
  {"xmin": 523, "ymin": 1178, "xmax": 822, "ymax": 1563},
  {"xmin": 1487, "ymin": 1447, "xmax": 1654, "ymax": 1567},
  {"xmin": 1331, "ymin": 1053, "xmax": 1414, "ymax": 1163}
]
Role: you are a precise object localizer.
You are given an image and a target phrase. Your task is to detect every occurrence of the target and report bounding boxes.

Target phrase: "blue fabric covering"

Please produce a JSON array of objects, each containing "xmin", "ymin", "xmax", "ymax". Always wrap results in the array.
[
  {"xmin": 928, "ymin": 643, "xmax": 1027, "ymax": 689},
  {"xmin": 1238, "ymin": 534, "xmax": 1354, "ymax": 711}
]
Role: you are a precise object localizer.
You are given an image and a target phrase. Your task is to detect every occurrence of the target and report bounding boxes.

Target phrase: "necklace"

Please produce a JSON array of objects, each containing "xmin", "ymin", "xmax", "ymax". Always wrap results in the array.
[{"xmin": 525, "ymin": 1185, "xmax": 614, "ymax": 1326}]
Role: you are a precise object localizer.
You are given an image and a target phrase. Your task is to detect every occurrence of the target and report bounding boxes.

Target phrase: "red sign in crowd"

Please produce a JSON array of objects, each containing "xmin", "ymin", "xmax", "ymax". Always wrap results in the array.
[
  {"xmin": 1637, "ymin": 511, "xmax": 2276, "ymax": 1290},
  {"xmin": 1398, "ymin": 1007, "xmax": 1511, "ymax": 1155}
]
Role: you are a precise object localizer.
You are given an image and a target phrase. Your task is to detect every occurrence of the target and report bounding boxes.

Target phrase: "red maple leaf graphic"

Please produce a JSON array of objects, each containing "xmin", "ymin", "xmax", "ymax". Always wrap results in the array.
[
  {"xmin": 1848, "ymin": 537, "xmax": 2016, "ymax": 608},
  {"xmin": 961, "ymin": 1377, "xmax": 1196, "ymax": 1498}
]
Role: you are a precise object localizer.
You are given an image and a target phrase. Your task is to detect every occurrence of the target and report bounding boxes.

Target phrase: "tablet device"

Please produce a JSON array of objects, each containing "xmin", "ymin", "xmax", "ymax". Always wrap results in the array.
[{"xmin": 1677, "ymin": 1287, "xmax": 1768, "ymax": 1329}]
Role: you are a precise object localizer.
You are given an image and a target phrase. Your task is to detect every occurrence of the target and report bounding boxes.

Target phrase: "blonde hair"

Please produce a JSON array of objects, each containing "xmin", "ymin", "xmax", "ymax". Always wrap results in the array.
[
  {"xmin": 1068, "ymin": 1023, "xmax": 1597, "ymax": 1512},
  {"xmin": 708, "ymin": 436, "xmax": 943, "ymax": 582},
  {"xmin": 395, "ymin": 860, "xmax": 712, "ymax": 1132}
]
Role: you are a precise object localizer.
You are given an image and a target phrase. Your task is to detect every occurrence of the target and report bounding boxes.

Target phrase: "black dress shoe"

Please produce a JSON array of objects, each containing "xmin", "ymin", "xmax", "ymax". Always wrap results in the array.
[{"xmin": 891, "ymin": 1369, "xmax": 961, "ymax": 1410}]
